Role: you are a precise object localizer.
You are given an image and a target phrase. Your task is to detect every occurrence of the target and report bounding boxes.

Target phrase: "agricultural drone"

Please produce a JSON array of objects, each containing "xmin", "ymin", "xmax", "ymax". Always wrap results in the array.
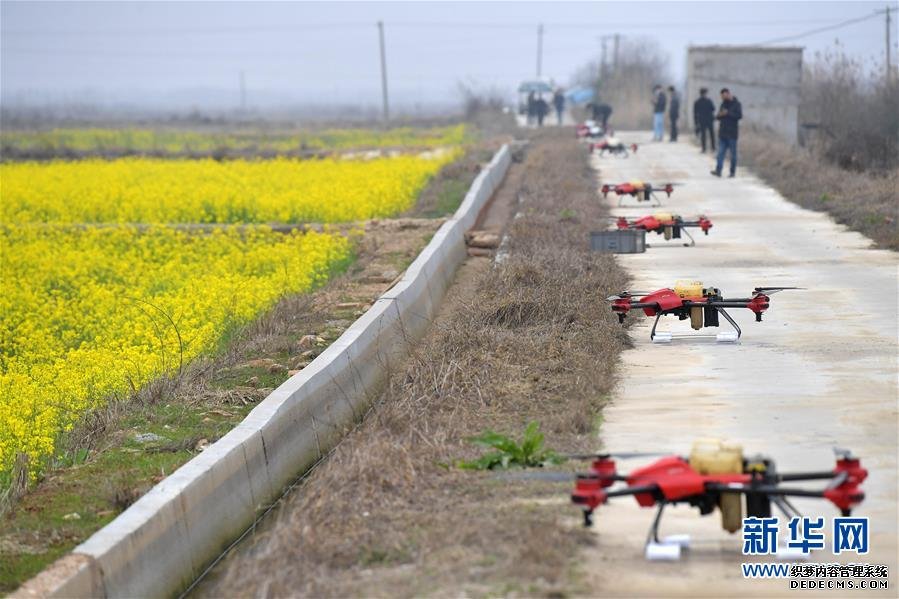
[
  {"xmin": 568, "ymin": 440, "xmax": 867, "ymax": 560},
  {"xmin": 576, "ymin": 120, "xmax": 606, "ymax": 139},
  {"xmin": 615, "ymin": 213, "xmax": 713, "ymax": 246},
  {"xmin": 591, "ymin": 137, "xmax": 638, "ymax": 157},
  {"xmin": 607, "ymin": 281, "xmax": 800, "ymax": 342},
  {"xmin": 601, "ymin": 181, "xmax": 681, "ymax": 207}
]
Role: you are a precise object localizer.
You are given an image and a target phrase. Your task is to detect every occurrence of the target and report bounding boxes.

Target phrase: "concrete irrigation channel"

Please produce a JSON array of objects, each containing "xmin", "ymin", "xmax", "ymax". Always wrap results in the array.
[{"xmin": 582, "ymin": 132, "xmax": 898, "ymax": 596}]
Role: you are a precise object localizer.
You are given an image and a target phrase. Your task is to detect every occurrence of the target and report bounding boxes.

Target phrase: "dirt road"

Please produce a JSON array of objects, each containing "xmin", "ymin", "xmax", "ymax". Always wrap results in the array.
[{"xmin": 583, "ymin": 132, "xmax": 898, "ymax": 596}]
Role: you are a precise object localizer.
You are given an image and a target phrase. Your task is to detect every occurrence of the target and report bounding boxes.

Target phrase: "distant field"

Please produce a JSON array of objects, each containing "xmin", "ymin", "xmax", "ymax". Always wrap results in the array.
[
  {"xmin": 0, "ymin": 127, "xmax": 463, "ymax": 484},
  {"xmin": 0, "ymin": 124, "xmax": 468, "ymax": 159}
]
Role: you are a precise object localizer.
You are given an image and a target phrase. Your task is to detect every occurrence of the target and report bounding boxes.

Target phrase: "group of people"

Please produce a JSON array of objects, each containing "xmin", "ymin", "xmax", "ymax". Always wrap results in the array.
[
  {"xmin": 526, "ymin": 89, "xmax": 567, "ymax": 127},
  {"xmin": 652, "ymin": 85, "xmax": 743, "ymax": 177}
]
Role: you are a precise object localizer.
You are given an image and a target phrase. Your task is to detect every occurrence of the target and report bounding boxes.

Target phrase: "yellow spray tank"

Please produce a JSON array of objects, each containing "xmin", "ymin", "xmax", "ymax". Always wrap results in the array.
[
  {"xmin": 674, "ymin": 280, "xmax": 705, "ymax": 330},
  {"xmin": 655, "ymin": 213, "xmax": 675, "ymax": 240},
  {"xmin": 689, "ymin": 439, "xmax": 744, "ymax": 533}
]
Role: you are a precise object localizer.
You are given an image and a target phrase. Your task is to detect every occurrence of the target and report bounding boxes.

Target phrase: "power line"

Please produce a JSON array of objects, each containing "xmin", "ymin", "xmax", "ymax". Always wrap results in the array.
[
  {"xmin": 0, "ymin": 17, "xmax": 862, "ymax": 37},
  {"xmin": 0, "ymin": 23, "xmax": 373, "ymax": 37},
  {"xmin": 757, "ymin": 11, "xmax": 882, "ymax": 45}
]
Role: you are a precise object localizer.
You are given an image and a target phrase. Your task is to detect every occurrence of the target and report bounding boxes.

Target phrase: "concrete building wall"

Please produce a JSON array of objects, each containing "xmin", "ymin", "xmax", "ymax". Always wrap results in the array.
[{"xmin": 685, "ymin": 46, "xmax": 803, "ymax": 144}]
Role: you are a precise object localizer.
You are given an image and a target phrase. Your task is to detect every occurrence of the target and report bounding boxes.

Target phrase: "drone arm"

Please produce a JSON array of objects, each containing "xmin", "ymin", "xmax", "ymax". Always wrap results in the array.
[
  {"xmin": 703, "ymin": 300, "xmax": 755, "ymax": 308},
  {"xmin": 707, "ymin": 482, "xmax": 827, "ymax": 499},
  {"xmin": 777, "ymin": 471, "xmax": 841, "ymax": 482},
  {"xmin": 623, "ymin": 301, "xmax": 660, "ymax": 310},
  {"xmin": 605, "ymin": 484, "xmax": 660, "ymax": 499},
  {"xmin": 572, "ymin": 481, "xmax": 659, "ymax": 512},
  {"xmin": 610, "ymin": 299, "xmax": 660, "ymax": 323},
  {"xmin": 706, "ymin": 297, "xmax": 771, "ymax": 321},
  {"xmin": 707, "ymin": 476, "xmax": 864, "ymax": 516},
  {"xmin": 680, "ymin": 217, "xmax": 713, "ymax": 234}
]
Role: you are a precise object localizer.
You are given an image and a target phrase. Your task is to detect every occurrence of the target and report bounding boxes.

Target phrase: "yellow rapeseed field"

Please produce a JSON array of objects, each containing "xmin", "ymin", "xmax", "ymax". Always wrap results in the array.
[
  {"xmin": 1, "ymin": 154, "xmax": 455, "ymax": 224},
  {"xmin": 1, "ymin": 149, "xmax": 455, "ymax": 481},
  {"xmin": 0, "ymin": 225, "xmax": 352, "ymax": 477},
  {"xmin": 0, "ymin": 124, "xmax": 467, "ymax": 155}
]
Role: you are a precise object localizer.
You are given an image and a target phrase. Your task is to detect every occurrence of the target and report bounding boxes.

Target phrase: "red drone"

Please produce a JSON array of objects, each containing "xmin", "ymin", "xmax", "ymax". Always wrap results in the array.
[
  {"xmin": 608, "ymin": 281, "xmax": 800, "ymax": 342},
  {"xmin": 576, "ymin": 121, "xmax": 607, "ymax": 139},
  {"xmin": 569, "ymin": 444, "xmax": 866, "ymax": 558},
  {"xmin": 616, "ymin": 213, "xmax": 713, "ymax": 246},
  {"xmin": 601, "ymin": 180, "xmax": 680, "ymax": 206},
  {"xmin": 590, "ymin": 138, "xmax": 638, "ymax": 157}
]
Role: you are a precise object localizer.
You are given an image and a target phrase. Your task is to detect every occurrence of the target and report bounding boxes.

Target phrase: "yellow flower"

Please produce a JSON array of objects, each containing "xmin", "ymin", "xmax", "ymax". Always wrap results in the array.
[
  {"xmin": 0, "ymin": 146, "xmax": 460, "ymax": 479},
  {"xmin": 0, "ymin": 224, "xmax": 352, "ymax": 477},
  {"xmin": 1, "ymin": 154, "xmax": 455, "ymax": 225}
]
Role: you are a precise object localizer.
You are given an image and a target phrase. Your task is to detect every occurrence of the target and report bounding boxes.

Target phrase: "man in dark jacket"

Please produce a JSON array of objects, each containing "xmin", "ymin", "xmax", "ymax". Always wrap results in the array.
[
  {"xmin": 693, "ymin": 87, "xmax": 716, "ymax": 153},
  {"xmin": 589, "ymin": 100, "xmax": 613, "ymax": 129},
  {"xmin": 652, "ymin": 85, "xmax": 666, "ymax": 141},
  {"xmin": 535, "ymin": 95, "xmax": 549, "ymax": 127},
  {"xmin": 711, "ymin": 88, "xmax": 743, "ymax": 177},
  {"xmin": 667, "ymin": 85, "xmax": 680, "ymax": 141},
  {"xmin": 526, "ymin": 91, "xmax": 536, "ymax": 125},
  {"xmin": 553, "ymin": 89, "xmax": 565, "ymax": 125}
]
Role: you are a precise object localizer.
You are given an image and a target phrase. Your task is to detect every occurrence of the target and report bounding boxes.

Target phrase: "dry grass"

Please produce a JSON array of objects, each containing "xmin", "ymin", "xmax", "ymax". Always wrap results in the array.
[
  {"xmin": 799, "ymin": 52, "xmax": 898, "ymax": 172},
  {"xmin": 741, "ymin": 131, "xmax": 899, "ymax": 250},
  {"xmin": 205, "ymin": 130, "xmax": 629, "ymax": 597}
]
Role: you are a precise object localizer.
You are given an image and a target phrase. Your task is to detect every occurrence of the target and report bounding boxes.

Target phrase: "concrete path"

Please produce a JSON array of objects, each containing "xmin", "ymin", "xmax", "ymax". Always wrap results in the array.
[{"xmin": 583, "ymin": 132, "xmax": 898, "ymax": 596}]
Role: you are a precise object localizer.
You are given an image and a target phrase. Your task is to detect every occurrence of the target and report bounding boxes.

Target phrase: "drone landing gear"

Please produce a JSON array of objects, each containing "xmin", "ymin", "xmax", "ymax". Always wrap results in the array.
[
  {"xmin": 643, "ymin": 503, "xmax": 690, "ymax": 561},
  {"xmin": 645, "ymin": 228, "xmax": 695, "ymax": 249},
  {"xmin": 649, "ymin": 308, "xmax": 741, "ymax": 344},
  {"xmin": 770, "ymin": 496, "xmax": 812, "ymax": 561},
  {"xmin": 617, "ymin": 194, "xmax": 662, "ymax": 208}
]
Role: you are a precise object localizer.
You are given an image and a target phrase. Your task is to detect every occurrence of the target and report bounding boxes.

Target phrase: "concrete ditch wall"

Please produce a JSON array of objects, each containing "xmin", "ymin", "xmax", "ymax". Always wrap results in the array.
[{"xmin": 16, "ymin": 144, "xmax": 512, "ymax": 599}]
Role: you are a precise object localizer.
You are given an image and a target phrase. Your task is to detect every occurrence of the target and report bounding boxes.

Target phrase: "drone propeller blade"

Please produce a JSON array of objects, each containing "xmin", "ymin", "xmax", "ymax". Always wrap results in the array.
[
  {"xmin": 833, "ymin": 447, "xmax": 857, "ymax": 460},
  {"xmin": 494, "ymin": 470, "xmax": 575, "ymax": 482},
  {"xmin": 753, "ymin": 286, "xmax": 805, "ymax": 295},
  {"xmin": 825, "ymin": 470, "xmax": 849, "ymax": 491},
  {"xmin": 563, "ymin": 451, "xmax": 668, "ymax": 460},
  {"xmin": 606, "ymin": 291, "xmax": 653, "ymax": 300}
]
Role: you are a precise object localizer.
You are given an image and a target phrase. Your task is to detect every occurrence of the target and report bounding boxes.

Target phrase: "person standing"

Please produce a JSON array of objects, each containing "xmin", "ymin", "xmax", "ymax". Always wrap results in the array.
[
  {"xmin": 667, "ymin": 85, "xmax": 680, "ymax": 142},
  {"xmin": 553, "ymin": 88, "xmax": 565, "ymax": 125},
  {"xmin": 711, "ymin": 88, "xmax": 743, "ymax": 177},
  {"xmin": 535, "ymin": 95, "xmax": 549, "ymax": 127},
  {"xmin": 651, "ymin": 85, "xmax": 666, "ymax": 141},
  {"xmin": 526, "ymin": 91, "xmax": 536, "ymax": 126},
  {"xmin": 693, "ymin": 87, "xmax": 716, "ymax": 153}
]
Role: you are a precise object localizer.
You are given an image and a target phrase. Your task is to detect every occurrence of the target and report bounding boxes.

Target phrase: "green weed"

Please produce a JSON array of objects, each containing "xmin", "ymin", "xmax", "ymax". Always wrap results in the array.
[{"xmin": 456, "ymin": 421, "xmax": 563, "ymax": 470}]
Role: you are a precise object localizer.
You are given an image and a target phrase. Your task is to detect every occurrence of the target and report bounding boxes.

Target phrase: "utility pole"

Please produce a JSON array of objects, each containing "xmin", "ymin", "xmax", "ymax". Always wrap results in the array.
[
  {"xmin": 600, "ymin": 37, "xmax": 607, "ymax": 80},
  {"xmin": 887, "ymin": 5, "xmax": 893, "ymax": 84},
  {"xmin": 239, "ymin": 70, "xmax": 247, "ymax": 111},
  {"xmin": 599, "ymin": 35, "xmax": 618, "ymax": 79},
  {"xmin": 377, "ymin": 20, "xmax": 389, "ymax": 123},
  {"xmin": 613, "ymin": 33, "xmax": 620, "ymax": 75},
  {"xmin": 536, "ymin": 23, "xmax": 544, "ymax": 78}
]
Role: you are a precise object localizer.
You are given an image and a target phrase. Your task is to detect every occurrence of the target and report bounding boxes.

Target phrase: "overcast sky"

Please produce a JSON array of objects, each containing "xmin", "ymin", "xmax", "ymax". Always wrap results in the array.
[{"xmin": 1, "ymin": 1, "xmax": 896, "ymax": 111}]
